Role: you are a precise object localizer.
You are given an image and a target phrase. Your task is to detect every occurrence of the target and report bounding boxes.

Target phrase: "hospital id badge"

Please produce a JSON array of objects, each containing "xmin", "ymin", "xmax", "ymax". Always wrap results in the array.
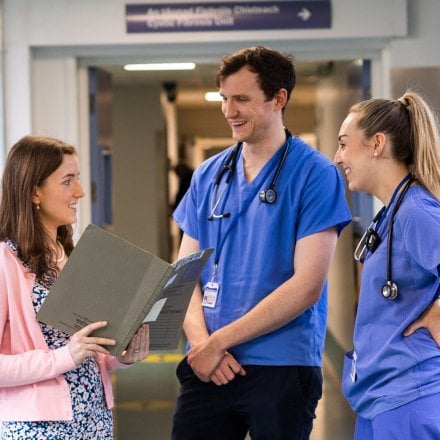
[{"xmin": 202, "ymin": 281, "xmax": 219, "ymax": 308}]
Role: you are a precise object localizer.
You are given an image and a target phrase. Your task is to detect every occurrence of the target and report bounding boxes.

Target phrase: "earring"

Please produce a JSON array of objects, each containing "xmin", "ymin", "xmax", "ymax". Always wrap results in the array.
[
  {"xmin": 374, "ymin": 152, "xmax": 378, "ymax": 157},
  {"xmin": 35, "ymin": 204, "xmax": 40, "ymax": 211}
]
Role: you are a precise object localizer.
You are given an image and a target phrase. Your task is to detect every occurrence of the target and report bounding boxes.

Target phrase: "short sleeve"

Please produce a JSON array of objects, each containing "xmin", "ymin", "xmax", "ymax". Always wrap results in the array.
[
  {"xmin": 402, "ymin": 199, "xmax": 440, "ymax": 277},
  {"xmin": 297, "ymin": 163, "xmax": 351, "ymax": 239},
  {"xmin": 172, "ymin": 166, "xmax": 201, "ymax": 241}
]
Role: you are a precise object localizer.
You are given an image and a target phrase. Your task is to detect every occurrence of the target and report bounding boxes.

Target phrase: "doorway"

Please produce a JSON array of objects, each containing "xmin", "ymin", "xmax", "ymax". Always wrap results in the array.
[
  {"xmin": 92, "ymin": 56, "xmax": 367, "ymax": 440},
  {"xmin": 90, "ymin": 59, "xmax": 370, "ymax": 259}
]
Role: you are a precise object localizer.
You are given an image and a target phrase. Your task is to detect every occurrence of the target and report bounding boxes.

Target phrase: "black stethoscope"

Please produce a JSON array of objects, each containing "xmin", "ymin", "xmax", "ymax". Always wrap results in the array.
[
  {"xmin": 354, "ymin": 175, "xmax": 414, "ymax": 300},
  {"xmin": 208, "ymin": 129, "xmax": 292, "ymax": 221}
]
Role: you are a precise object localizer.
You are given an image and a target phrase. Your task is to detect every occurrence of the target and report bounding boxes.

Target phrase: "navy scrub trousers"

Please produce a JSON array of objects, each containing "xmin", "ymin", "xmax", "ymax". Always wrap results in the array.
[{"xmin": 172, "ymin": 357, "xmax": 322, "ymax": 440}]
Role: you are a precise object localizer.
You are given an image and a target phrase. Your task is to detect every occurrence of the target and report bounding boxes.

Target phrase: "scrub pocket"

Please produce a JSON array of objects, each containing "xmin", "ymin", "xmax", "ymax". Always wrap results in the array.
[{"xmin": 175, "ymin": 356, "xmax": 194, "ymax": 385}]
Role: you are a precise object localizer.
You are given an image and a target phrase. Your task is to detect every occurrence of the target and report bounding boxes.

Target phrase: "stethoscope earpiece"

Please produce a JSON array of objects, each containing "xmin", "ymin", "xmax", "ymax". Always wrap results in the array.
[{"xmin": 382, "ymin": 281, "xmax": 398, "ymax": 300}]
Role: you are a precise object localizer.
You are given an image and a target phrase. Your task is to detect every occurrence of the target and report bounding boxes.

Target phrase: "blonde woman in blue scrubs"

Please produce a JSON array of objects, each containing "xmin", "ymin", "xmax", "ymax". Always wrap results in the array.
[{"xmin": 335, "ymin": 91, "xmax": 440, "ymax": 439}]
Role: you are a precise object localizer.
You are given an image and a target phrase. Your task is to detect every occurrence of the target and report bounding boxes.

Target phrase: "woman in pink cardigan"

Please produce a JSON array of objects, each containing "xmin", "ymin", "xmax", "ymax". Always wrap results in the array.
[{"xmin": 0, "ymin": 136, "xmax": 150, "ymax": 438}]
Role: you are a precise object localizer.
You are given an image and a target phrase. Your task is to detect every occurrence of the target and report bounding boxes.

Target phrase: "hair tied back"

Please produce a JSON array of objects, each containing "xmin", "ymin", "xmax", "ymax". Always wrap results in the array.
[{"xmin": 397, "ymin": 96, "xmax": 410, "ymax": 109}]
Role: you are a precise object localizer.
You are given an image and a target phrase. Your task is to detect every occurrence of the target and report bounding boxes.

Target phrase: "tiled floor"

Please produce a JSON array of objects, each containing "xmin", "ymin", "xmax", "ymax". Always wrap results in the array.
[
  {"xmin": 113, "ymin": 350, "xmax": 355, "ymax": 439},
  {"xmin": 113, "ymin": 352, "xmax": 181, "ymax": 440}
]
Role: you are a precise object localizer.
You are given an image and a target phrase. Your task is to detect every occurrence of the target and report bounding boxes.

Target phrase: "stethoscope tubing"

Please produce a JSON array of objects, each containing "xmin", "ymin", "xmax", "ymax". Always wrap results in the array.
[
  {"xmin": 209, "ymin": 130, "xmax": 292, "ymax": 220},
  {"xmin": 208, "ymin": 131, "xmax": 292, "ymax": 265},
  {"xmin": 385, "ymin": 176, "xmax": 414, "ymax": 285},
  {"xmin": 355, "ymin": 175, "xmax": 414, "ymax": 300}
]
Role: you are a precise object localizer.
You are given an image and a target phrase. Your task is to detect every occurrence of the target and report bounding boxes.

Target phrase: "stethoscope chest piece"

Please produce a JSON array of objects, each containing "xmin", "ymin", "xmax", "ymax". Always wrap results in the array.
[
  {"xmin": 259, "ymin": 188, "xmax": 277, "ymax": 204},
  {"xmin": 382, "ymin": 281, "xmax": 398, "ymax": 300}
]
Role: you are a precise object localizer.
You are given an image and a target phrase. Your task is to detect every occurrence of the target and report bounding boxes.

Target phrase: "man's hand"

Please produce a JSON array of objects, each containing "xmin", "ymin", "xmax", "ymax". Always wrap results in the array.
[
  {"xmin": 209, "ymin": 352, "xmax": 246, "ymax": 385},
  {"xmin": 187, "ymin": 335, "xmax": 225, "ymax": 382}
]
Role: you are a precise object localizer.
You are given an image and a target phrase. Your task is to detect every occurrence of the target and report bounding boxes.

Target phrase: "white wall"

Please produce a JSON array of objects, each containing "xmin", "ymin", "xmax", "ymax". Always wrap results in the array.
[
  {"xmin": 112, "ymin": 85, "xmax": 165, "ymax": 254},
  {"xmin": 2, "ymin": 0, "xmax": 408, "ymax": 158},
  {"xmin": 389, "ymin": 0, "xmax": 440, "ymax": 68},
  {"xmin": 316, "ymin": 61, "xmax": 364, "ymax": 350},
  {"xmin": 31, "ymin": 55, "xmax": 91, "ymax": 240}
]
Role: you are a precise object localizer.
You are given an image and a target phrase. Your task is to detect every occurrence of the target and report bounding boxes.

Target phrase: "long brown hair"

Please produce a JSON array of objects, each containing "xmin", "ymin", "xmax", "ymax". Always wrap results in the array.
[
  {"xmin": 349, "ymin": 91, "xmax": 440, "ymax": 199},
  {"xmin": 0, "ymin": 135, "xmax": 76, "ymax": 277}
]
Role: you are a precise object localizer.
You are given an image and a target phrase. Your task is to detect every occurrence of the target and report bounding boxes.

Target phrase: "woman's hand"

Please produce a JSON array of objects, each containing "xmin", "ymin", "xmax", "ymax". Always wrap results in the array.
[
  {"xmin": 404, "ymin": 298, "xmax": 440, "ymax": 347},
  {"xmin": 118, "ymin": 324, "xmax": 150, "ymax": 364},
  {"xmin": 67, "ymin": 321, "xmax": 116, "ymax": 365}
]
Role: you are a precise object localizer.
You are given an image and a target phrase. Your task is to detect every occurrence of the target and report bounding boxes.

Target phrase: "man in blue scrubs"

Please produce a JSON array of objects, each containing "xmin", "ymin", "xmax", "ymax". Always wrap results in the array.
[{"xmin": 172, "ymin": 46, "xmax": 351, "ymax": 439}]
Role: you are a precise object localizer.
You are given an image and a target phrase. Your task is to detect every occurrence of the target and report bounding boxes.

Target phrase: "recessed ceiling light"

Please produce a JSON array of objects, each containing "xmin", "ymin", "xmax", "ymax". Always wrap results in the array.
[
  {"xmin": 124, "ymin": 63, "xmax": 196, "ymax": 71},
  {"xmin": 204, "ymin": 92, "xmax": 222, "ymax": 102}
]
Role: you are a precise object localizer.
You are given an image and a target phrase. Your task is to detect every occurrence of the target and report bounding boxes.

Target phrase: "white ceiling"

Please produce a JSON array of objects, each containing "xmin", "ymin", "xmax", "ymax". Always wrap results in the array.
[{"xmin": 102, "ymin": 60, "xmax": 325, "ymax": 107}]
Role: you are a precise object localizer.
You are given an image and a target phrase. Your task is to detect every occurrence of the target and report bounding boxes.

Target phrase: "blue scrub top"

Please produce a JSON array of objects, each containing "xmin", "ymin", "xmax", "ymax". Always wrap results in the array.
[
  {"xmin": 173, "ymin": 136, "xmax": 351, "ymax": 366},
  {"xmin": 342, "ymin": 185, "xmax": 440, "ymax": 419}
]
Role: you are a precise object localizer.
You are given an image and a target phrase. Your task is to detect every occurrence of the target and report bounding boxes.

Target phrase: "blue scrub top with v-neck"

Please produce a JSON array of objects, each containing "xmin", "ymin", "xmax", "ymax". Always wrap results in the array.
[
  {"xmin": 342, "ymin": 185, "xmax": 440, "ymax": 420},
  {"xmin": 173, "ymin": 136, "xmax": 351, "ymax": 366}
]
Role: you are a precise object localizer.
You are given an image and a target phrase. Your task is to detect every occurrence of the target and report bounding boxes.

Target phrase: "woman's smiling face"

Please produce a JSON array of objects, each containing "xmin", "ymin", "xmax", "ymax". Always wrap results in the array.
[
  {"xmin": 33, "ymin": 153, "xmax": 85, "ymax": 236},
  {"xmin": 335, "ymin": 113, "xmax": 377, "ymax": 193}
]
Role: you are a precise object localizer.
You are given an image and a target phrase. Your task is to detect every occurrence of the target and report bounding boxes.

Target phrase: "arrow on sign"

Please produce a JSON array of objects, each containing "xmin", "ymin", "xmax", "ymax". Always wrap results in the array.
[{"xmin": 298, "ymin": 8, "xmax": 311, "ymax": 21}]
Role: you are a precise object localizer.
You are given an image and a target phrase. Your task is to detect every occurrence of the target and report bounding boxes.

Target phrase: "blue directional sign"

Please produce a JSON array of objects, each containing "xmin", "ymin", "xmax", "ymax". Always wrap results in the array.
[{"xmin": 126, "ymin": 1, "xmax": 331, "ymax": 33}]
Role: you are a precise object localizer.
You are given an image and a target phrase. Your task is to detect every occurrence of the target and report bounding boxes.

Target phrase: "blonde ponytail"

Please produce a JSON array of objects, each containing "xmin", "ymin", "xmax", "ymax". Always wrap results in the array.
[
  {"xmin": 350, "ymin": 90, "xmax": 440, "ymax": 200},
  {"xmin": 402, "ymin": 91, "xmax": 440, "ymax": 199}
]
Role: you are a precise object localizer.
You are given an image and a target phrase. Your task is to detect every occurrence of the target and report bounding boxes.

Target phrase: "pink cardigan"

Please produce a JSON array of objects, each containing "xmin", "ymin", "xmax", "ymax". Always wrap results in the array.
[{"xmin": 0, "ymin": 242, "xmax": 129, "ymax": 421}]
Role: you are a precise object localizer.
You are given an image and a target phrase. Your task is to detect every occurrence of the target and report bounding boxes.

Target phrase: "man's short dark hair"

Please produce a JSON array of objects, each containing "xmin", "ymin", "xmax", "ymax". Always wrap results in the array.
[{"xmin": 215, "ymin": 46, "xmax": 296, "ymax": 108}]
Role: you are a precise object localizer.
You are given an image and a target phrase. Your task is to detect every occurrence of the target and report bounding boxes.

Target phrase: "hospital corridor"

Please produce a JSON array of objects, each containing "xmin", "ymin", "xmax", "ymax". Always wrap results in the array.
[{"xmin": 1, "ymin": 1, "xmax": 440, "ymax": 439}]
